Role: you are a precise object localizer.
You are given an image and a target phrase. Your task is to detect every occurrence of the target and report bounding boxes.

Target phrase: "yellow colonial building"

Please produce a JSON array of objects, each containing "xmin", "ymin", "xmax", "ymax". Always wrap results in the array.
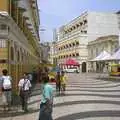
[{"xmin": 0, "ymin": 0, "xmax": 40, "ymax": 90}]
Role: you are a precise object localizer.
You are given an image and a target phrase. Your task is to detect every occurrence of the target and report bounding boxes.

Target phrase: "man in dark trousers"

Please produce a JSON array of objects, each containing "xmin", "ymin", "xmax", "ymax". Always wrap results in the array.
[
  {"xmin": 55, "ymin": 71, "xmax": 61, "ymax": 95},
  {"xmin": 18, "ymin": 72, "xmax": 32, "ymax": 112}
]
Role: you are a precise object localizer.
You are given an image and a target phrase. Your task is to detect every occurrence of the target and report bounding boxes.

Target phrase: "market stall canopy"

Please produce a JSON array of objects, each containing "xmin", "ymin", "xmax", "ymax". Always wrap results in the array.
[
  {"xmin": 64, "ymin": 58, "xmax": 79, "ymax": 65},
  {"xmin": 90, "ymin": 51, "xmax": 111, "ymax": 61}
]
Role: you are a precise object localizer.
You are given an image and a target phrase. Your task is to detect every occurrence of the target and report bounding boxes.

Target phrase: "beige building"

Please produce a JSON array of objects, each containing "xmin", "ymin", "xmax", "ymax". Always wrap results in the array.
[
  {"xmin": 40, "ymin": 42, "xmax": 50, "ymax": 63},
  {"xmin": 54, "ymin": 11, "xmax": 119, "ymax": 72},
  {"xmin": 88, "ymin": 35, "xmax": 119, "ymax": 72},
  {"xmin": 49, "ymin": 41, "xmax": 58, "ymax": 65}
]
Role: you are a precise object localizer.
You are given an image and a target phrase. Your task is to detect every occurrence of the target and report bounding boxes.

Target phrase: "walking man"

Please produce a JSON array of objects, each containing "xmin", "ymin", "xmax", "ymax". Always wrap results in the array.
[
  {"xmin": 18, "ymin": 72, "xmax": 32, "ymax": 112},
  {"xmin": 0, "ymin": 69, "xmax": 12, "ymax": 111},
  {"xmin": 55, "ymin": 71, "xmax": 61, "ymax": 95}
]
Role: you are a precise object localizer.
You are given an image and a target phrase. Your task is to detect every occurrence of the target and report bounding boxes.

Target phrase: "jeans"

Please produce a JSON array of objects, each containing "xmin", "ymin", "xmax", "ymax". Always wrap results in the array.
[
  {"xmin": 2, "ymin": 91, "xmax": 12, "ymax": 106},
  {"xmin": 39, "ymin": 103, "xmax": 53, "ymax": 120}
]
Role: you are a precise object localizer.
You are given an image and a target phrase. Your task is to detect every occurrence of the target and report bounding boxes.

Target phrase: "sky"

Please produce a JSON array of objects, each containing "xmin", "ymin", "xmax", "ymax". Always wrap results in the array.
[{"xmin": 37, "ymin": 0, "xmax": 120, "ymax": 42}]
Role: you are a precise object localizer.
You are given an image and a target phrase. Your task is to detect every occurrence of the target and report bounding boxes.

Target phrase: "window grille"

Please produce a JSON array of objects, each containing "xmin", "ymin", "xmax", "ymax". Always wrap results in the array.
[{"xmin": 0, "ymin": 40, "xmax": 6, "ymax": 48}]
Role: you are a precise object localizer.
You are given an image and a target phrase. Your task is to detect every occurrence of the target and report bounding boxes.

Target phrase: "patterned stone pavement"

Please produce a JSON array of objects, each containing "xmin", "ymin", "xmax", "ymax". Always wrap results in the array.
[{"xmin": 0, "ymin": 73, "xmax": 120, "ymax": 120}]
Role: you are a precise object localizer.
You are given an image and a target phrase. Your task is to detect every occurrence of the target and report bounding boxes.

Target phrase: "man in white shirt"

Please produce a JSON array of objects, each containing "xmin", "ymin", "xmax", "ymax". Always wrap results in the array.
[{"xmin": 18, "ymin": 72, "xmax": 31, "ymax": 112}]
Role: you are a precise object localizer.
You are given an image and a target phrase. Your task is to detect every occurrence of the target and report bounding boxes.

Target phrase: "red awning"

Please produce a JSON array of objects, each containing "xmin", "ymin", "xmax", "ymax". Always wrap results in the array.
[{"xmin": 64, "ymin": 58, "xmax": 79, "ymax": 65}]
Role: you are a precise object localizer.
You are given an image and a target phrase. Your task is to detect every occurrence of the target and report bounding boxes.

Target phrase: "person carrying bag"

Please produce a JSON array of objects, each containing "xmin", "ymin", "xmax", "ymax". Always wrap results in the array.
[
  {"xmin": 0, "ymin": 69, "xmax": 12, "ymax": 111},
  {"xmin": 18, "ymin": 72, "xmax": 32, "ymax": 112},
  {"xmin": 38, "ymin": 74, "xmax": 54, "ymax": 120}
]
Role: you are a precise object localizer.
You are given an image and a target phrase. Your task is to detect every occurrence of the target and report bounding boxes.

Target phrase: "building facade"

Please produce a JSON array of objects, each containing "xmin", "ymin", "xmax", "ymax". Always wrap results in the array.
[
  {"xmin": 116, "ymin": 11, "xmax": 120, "ymax": 29},
  {"xmin": 40, "ymin": 42, "xmax": 50, "ymax": 63},
  {"xmin": 0, "ymin": 0, "xmax": 40, "ymax": 90},
  {"xmin": 54, "ymin": 11, "xmax": 119, "ymax": 72},
  {"xmin": 49, "ymin": 42, "xmax": 58, "ymax": 64},
  {"xmin": 88, "ymin": 35, "xmax": 119, "ymax": 72}
]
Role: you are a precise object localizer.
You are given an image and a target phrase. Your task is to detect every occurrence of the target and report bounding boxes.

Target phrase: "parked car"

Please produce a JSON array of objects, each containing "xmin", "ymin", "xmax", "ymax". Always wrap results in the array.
[{"xmin": 64, "ymin": 68, "xmax": 79, "ymax": 73}]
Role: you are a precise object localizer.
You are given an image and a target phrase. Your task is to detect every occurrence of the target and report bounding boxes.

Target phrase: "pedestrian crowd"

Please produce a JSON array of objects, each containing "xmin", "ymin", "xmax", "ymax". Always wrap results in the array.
[
  {"xmin": 0, "ymin": 69, "xmax": 32, "ymax": 112},
  {"xmin": 55, "ymin": 71, "xmax": 67, "ymax": 95},
  {"xmin": 0, "ymin": 68, "xmax": 67, "ymax": 120}
]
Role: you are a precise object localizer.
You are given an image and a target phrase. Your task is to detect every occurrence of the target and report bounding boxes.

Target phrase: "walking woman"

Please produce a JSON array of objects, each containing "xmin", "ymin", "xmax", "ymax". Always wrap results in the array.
[
  {"xmin": 60, "ymin": 71, "xmax": 67, "ymax": 95},
  {"xmin": 39, "ymin": 73, "xmax": 54, "ymax": 120}
]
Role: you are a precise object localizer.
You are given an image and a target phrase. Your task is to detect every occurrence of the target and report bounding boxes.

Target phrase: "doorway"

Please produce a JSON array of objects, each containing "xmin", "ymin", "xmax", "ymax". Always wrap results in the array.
[{"xmin": 82, "ymin": 62, "xmax": 86, "ymax": 72}]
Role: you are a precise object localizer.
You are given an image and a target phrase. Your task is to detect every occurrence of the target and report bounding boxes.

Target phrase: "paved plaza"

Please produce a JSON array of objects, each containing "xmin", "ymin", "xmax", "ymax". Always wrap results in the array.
[{"xmin": 0, "ymin": 73, "xmax": 120, "ymax": 120}]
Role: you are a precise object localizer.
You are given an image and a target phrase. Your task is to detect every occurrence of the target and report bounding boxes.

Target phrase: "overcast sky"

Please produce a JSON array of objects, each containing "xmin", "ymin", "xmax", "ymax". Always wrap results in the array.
[{"xmin": 37, "ymin": 0, "xmax": 120, "ymax": 42}]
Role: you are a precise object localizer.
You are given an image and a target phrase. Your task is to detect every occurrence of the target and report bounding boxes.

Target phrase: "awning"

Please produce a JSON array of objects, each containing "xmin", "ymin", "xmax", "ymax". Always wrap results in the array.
[{"xmin": 64, "ymin": 58, "xmax": 79, "ymax": 65}]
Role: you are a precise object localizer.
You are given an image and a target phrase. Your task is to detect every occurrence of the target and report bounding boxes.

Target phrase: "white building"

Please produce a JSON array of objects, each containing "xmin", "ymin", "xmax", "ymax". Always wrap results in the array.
[{"xmin": 54, "ymin": 11, "xmax": 119, "ymax": 72}]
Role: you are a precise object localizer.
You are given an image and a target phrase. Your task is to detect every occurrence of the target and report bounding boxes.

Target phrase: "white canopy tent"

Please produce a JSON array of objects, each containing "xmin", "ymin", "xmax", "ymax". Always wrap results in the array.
[
  {"xmin": 110, "ymin": 48, "xmax": 120, "ymax": 60},
  {"xmin": 100, "ymin": 52, "xmax": 111, "ymax": 61},
  {"xmin": 90, "ymin": 51, "xmax": 111, "ymax": 61}
]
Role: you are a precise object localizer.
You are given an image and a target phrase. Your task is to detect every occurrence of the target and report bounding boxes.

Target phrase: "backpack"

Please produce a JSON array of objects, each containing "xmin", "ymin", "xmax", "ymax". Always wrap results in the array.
[{"xmin": 2, "ymin": 76, "xmax": 12, "ymax": 90}]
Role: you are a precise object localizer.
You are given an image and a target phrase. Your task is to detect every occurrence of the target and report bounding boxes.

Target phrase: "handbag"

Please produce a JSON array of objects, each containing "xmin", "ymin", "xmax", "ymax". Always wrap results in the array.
[
  {"xmin": 41, "ymin": 86, "xmax": 53, "ymax": 114},
  {"xmin": 41, "ymin": 100, "xmax": 52, "ymax": 114}
]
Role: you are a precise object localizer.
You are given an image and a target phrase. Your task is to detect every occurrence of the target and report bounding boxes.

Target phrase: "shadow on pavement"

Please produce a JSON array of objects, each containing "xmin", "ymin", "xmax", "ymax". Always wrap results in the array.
[
  {"xmin": 54, "ymin": 100, "xmax": 120, "ymax": 107},
  {"xmin": 67, "ymin": 83, "xmax": 120, "ymax": 88},
  {"xmin": 56, "ymin": 93, "xmax": 120, "ymax": 98},
  {"xmin": 67, "ymin": 82, "xmax": 110, "ymax": 86},
  {"xmin": 30, "ymin": 91, "xmax": 41, "ymax": 97},
  {"xmin": 1, "ymin": 96, "xmax": 120, "ymax": 118},
  {"xmin": 95, "ymin": 77, "xmax": 120, "ymax": 82},
  {"xmin": 0, "ymin": 108, "xmax": 40, "ymax": 118},
  {"xmin": 67, "ymin": 89, "xmax": 120, "ymax": 92},
  {"xmin": 28, "ymin": 99, "xmax": 41, "ymax": 105},
  {"xmin": 55, "ymin": 110, "xmax": 120, "ymax": 120}
]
